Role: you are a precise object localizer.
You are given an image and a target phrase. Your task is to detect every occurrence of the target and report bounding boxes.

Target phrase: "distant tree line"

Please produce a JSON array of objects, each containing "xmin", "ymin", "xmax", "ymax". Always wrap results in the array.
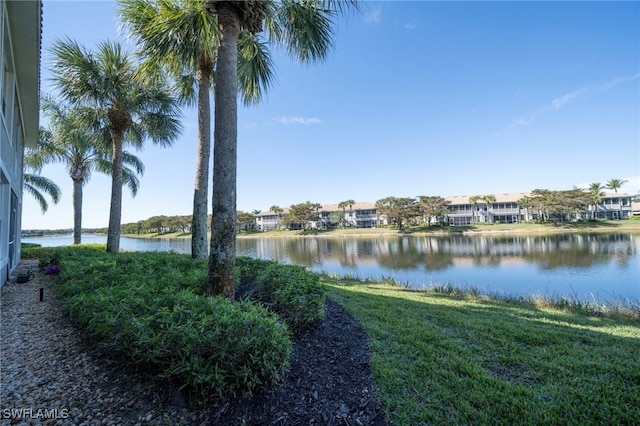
[{"xmin": 40, "ymin": 181, "xmax": 627, "ymax": 237}]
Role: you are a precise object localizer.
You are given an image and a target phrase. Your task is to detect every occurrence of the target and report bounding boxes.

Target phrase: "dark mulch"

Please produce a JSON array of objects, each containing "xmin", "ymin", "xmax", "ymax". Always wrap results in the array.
[
  {"xmin": 206, "ymin": 297, "xmax": 388, "ymax": 425},
  {"xmin": 88, "ymin": 296, "xmax": 388, "ymax": 425}
]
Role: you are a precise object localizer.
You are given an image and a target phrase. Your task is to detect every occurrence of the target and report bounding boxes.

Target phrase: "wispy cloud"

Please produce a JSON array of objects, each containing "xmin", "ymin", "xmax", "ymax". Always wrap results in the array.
[
  {"xmin": 551, "ymin": 87, "xmax": 589, "ymax": 110},
  {"xmin": 505, "ymin": 72, "xmax": 637, "ymax": 133},
  {"xmin": 276, "ymin": 116, "xmax": 322, "ymax": 125},
  {"xmin": 404, "ymin": 23, "xmax": 416, "ymax": 30},
  {"xmin": 364, "ymin": 7, "xmax": 382, "ymax": 24},
  {"xmin": 508, "ymin": 108, "xmax": 546, "ymax": 130},
  {"xmin": 599, "ymin": 72, "xmax": 640, "ymax": 91}
]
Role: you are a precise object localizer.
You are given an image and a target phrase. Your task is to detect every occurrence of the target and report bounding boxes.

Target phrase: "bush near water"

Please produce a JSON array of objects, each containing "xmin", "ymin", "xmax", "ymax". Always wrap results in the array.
[{"xmin": 30, "ymin": 246, "xmax": 324, "ymax": 403}]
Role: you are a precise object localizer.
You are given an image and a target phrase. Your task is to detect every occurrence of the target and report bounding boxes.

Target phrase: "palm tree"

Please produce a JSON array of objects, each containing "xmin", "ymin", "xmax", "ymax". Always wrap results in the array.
[
  {"xmin": 118, "ymin": 0, "xmax": 274, "ymax": 259},
  {"xmin": 605, "ymin": 178, "xmax": 627, "ymax": 194},
  {"xmin": 338, "ymin": 199, "xmax": 355, "ymax": 227},
  {"xmin": 50, "ymin": 38, "xmax": 182, "ymax": 253},
  {"xmin": 23, "ymin": 146, "xmax": 61, "ymax": 214},
  {"xmin": 204, "ymin": 0, "xmax": 357, "ymax": 299},
  {"xmin": 468, "ymin": 195, "xmax": 480, "ymax": 224},
  {"xmin": 588, "ymin": 182, "xmax": 605, "ymax": 220},
  {"xmin": 605, "ymin": 178, "xmax": 628, "ymax": 219},
  {"xmin": 39, "ymin": 96, "xmax": 144, "ymax": 244},
  {"xmin": 481, "ymin": 194, "xmax": 496, "ymax": 223},
  {"xmin": 269, "ymin": 205, "xmax": 283, "ymax": 230}
]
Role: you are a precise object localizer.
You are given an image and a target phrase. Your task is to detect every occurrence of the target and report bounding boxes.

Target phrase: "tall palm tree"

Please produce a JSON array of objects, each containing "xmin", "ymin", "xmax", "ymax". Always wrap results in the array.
[
  {"xmin": 269, "ymin": 205, "xmax": 283, "ymax": 230},
  {"xmin": 588, "ymin": 182, "xmax": 605, "ymax": 220},
  {"xmin": 605, "ymin": 178, "xmax": 628, "ymax": 219},
  {"xmin": 118, "ymin": 0, "xmax": 275, "ymax": 259},
  {"xmin": 39, "ymin": 96, "xmax": 144, "ymax": 244},
  {"xmin": 49, "ymin": 38, "xmax": 182, "ymax": 253},
  {"xmin": 23, "ymin": 146, "xmax": 61, "ymax": 214},
  {"xmin": 204, "ymin": 0, "xmax": 357, "ymax": 299},
  {"xmin": 481, "ymin": 194, "xmax": 496, "ymax": 223},
  {"xmin": 338, "ymin": 199, "xmax": 355, "ymax": 226},
  {"xmin": 605, "ymin": 178, "xmax": 627, "ymax": 194},
  {"xmin": 468, "ymin": 195, "xmax": 480, "ymax": 224}
]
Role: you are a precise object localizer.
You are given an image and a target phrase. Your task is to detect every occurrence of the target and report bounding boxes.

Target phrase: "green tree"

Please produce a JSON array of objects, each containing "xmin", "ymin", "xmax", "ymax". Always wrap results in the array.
[
  {"xmin": 270, "ymin": 205, "xmax": 283, "ymax": 230},
  {"xmin": 39, "ymin": 96, "xmax": 144, "ymax": 244},
  {"xmin": 237, "ymin": 210, "xmax": 256, "ymax": 231},
  {"xmin": 375, "ymin": 196, "xmax": 419, "ymax": 231},
  {"xmin": 605, "ymin": 178, "xmax": 629, "ymax": 220},
  {"xmin": 118, "ymin": 0, "xmax": 274, "ymax": 259},
  {"xmin": 605, "ymin": 178, "xmax": 627, "ymax": 194},
  {"xmin": 588, "ymin": 182, "xmax": 605, "ymax": 220},
  {"xmin": 468, "ymin": 195, "xmax": 480, "ymax": 224},
  {"xmin": 205, "ymin": 0, "xmax": 357, "ymax": 299},
  {"xmin": 481, "ymin": 194, "xmax": 496, "ymax": 223},
  {"xmin": 282, "ymin": 201, "xmax": 319, "ymax": 230},
  {"xmin": 23, "ymin": 146, "xmax": 61, "ymax": 214},
  {"xmin": 50, "ymin": 38, "xmax": 182, "ymax": 253},
  {"xmin": 417, "ymin": 195, "xmax": 450, "ymax": 226},
  {"xmin": 338, "ymin": 199, "xmax": 355, "ymax": 227}
]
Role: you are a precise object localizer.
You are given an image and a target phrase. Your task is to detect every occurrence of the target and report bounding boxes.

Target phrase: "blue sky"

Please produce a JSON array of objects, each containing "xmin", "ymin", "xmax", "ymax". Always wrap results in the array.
[{"xmin": 23, "ymin": 0, "xmax": 640, "ymax": 230}]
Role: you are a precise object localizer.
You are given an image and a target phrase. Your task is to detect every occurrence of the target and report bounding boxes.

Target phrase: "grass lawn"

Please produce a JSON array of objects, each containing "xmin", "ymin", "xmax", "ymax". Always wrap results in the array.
[{"xmin": 323, "ymin": 278, "xmax": 640, "ymax": 425}]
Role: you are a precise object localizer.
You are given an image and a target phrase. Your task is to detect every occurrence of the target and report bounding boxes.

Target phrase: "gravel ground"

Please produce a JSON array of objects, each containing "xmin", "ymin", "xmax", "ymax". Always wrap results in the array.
[
  {"xmin": 1, "ymin": 260, "xmax": 387, "ymax": 426},
  {"xmin": 1, "ymin": 259, "xmax": 197, "ymax": 426}
]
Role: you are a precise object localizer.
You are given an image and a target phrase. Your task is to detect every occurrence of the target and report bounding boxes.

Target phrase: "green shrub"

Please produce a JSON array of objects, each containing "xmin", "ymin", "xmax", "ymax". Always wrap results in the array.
[
  {"xmin": 257, "ymin": 263, "xmax": 326, "ymax": 329},
  {"xmin": 235, "ymin": 256, "xmax": 277, "ymax": 285},
  {"xmin": 49, "ymin": 246, "xmax": 292, "ymax": 403}
]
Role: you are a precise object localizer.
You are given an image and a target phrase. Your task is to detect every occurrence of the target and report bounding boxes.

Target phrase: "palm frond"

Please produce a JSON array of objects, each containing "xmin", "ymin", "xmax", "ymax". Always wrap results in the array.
[
  {"xmin": 238, "ymin": 31, "xmax": 276, "ymax": 105},
  {"xmin": 269, "ymin": 0, "xmax": 336, "ymax": 63},
  {"xmin": 23, "ymin": 174, "xmax": 62, "ymax": 213}
]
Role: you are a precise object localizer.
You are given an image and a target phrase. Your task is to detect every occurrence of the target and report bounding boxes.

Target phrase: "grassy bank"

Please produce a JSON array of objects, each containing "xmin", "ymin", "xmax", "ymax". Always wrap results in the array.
[
  {"xmin": 20, "ymin": 246, "xmax": 640, "ymax": 424},
  {"xmin": 323, "ymin": 278, "xmax": 640, "ymax": 425},
  {"xmin": 125, "ymin": 220, "xmax": 640, "ymax": 240}
]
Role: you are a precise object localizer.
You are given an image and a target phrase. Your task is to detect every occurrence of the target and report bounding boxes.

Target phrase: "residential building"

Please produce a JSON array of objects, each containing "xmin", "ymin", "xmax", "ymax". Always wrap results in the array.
[
  {"xmin": 0, "ymin": 0, "xmax": 41, "ymax": 287},
  {"xmin": 255, "ymin": 202, "xmax": 386, "ymax": 231},
  {"xmin": 254, "ymin": 192, "xmax": 635, "ymax": 231}
]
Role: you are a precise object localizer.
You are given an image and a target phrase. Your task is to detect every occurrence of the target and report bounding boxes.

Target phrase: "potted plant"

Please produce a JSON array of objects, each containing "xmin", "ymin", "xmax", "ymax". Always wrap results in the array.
[{"xmin": 16, "ymin": 271, "xmax": 31, "ymax": 283}]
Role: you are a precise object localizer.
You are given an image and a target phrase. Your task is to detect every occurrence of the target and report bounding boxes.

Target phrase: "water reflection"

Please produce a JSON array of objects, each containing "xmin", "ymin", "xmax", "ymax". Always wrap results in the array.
[
  {"xmin": 237, "ymin": 233, "xmax": 637, "ymax": 271},
  {"xmin": 24, "ymin": 233, "xmax": 640, "ymax": 302},
  {"xmin": 237, "ymin": 233, "xmax": 640, "ymax": 302}
]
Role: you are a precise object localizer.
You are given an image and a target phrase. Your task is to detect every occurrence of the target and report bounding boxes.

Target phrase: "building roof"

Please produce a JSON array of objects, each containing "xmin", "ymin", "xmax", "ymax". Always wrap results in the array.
[
  {"xmin": 445, "ymin": 193, "xmax": 531, "ymax": 205},
  {"xmin": 255, "ymin": 192, "xmax": 636, "ymax": 216}
]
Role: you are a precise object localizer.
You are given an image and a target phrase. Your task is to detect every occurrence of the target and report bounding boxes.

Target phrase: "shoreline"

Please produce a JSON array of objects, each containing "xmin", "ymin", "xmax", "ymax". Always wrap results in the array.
[
  {"xmin": 129, "ymin": 221, "xmax": 640, "ymax": 240},
  {"xmin": 23, "ymin": 221, "xmax": 640, "ymax": 240}
]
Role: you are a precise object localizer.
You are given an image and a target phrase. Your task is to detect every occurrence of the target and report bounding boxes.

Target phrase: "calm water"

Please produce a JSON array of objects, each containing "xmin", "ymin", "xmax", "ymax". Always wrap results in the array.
[{"xmin": 23, "ymin": 233, "xmax": 640, "ymax": 304}]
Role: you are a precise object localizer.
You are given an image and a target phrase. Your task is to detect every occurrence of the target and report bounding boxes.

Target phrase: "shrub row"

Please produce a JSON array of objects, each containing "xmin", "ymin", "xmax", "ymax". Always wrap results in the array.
[
  {"xmin": 44, "ymin": 246, "xmax": 292, "ymax": 402},
  {"xmin": 256, "ymin": 263, "xmax": 326, "ymax": 329},
  {"xmin": 235, "ymin": 256, "xmax": 326, "ymax": 328}
]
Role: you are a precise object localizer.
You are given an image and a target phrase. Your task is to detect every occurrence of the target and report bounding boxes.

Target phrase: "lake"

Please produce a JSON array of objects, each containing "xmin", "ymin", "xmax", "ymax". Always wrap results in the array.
[{"xmin": 22, "ymin": 232, "xmax": 640, "ymax": 305}]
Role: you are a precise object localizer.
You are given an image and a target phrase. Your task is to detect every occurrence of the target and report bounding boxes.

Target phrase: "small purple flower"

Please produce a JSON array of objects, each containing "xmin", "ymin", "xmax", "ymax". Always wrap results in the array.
[{"xmin": 45, "ymin": 265, "xmax": 60, "ymax": 275}]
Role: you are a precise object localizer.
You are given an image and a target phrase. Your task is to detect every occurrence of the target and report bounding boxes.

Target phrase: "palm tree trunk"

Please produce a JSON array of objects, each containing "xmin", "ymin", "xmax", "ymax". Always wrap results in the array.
[
  {"xmin": 192, "ymin": 63, "xmax": 213, "ymax": 259},
  {"xmin": 207, "ymin": 3, "xmax": 240, "ymax": 299},
  {"xmin": 106, "ymin": 130, "xmax": 124, "ymax": 253},
  {"xmin": 72, "ymin": 178, "xmax": 83, "ymax": 245}
]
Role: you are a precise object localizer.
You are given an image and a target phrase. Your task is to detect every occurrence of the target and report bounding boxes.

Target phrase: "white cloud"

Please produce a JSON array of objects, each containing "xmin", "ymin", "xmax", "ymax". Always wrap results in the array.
[
  {"xmin": 364, "ymin": 7, "xmax": 382, "ymax": 24},
  {"xmin": 501, "ymin": 73, "xmax": 637, "ymax": 136},
  {"xmin": 599, "ymin": 72, "xmax": 640, "ymax": 91},
  {"xmin": 551, "ymin": 87, "xmax": 589, "ymax": 110},
  {"xmin": 509, "ymin": 109, "xmax": 544, "ymax": 129},
  {"xmin": 404, "ymin": 23, "xmax": 416, "ymax": 30},
  {"xmin": 276, "ymin": 116, "xmax": 322, "ymax": 125}
]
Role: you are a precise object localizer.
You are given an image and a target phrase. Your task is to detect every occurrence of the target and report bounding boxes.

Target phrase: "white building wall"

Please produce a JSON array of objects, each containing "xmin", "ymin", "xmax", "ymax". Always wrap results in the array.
[{"xmin": 0, "ymin": 0, "xmax": 41, "ymax": 287}]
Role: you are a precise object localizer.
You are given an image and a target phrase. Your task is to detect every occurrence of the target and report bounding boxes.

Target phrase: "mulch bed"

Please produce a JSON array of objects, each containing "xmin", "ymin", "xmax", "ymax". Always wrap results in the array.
[
  {"xmin": 206, "ymin": 297, "xmax": 388, "ymax": 425},
  {"xmin": 2, "ymin": 261, "xmax": 388, "ymax": 425}
]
